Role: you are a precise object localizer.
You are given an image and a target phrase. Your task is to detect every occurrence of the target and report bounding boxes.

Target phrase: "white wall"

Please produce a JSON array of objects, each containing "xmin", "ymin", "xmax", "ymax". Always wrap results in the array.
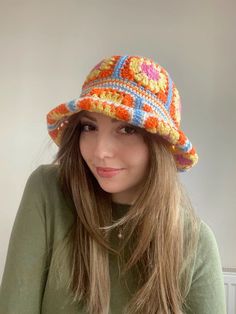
[{"xmin": 1, "ymin": 0, "xmax": 235, "ymax": 281}]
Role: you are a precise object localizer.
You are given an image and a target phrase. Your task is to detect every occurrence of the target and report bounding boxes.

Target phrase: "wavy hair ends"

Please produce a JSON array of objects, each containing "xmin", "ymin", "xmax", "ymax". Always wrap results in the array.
[{"xmin": 50, "ymin": 112, "xmax": 201, "ymax": 314}]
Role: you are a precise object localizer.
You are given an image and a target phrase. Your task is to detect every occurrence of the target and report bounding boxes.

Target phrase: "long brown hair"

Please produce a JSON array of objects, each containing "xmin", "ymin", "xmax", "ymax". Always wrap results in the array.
[{"xmin": 50, "ymin": 112, "xmax": 201, "ymax": 314}]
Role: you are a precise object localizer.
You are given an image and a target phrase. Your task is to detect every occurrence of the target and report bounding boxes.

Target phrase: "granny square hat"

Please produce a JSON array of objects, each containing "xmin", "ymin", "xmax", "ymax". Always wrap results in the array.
[{"xmin": 47, "ymin": 55, "xmax": 198, "ymax": 171}]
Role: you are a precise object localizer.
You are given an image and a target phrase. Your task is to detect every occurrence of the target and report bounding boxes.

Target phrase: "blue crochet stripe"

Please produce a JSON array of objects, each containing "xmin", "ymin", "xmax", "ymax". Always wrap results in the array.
[
  {"xmin": 82, "ymin": 82, "xmax": 170, "ymax": 123},
  {"xmin": 132, "ymin": 108, "xmax": 145, "ymax": 126},
  {"xmin": 181, "ymin": 140, "xmax": 192, "ymax": 152},
  {"xmin": 176, "ymin": 139, "xmax": 192, "ymax": 153},
  {"xmin": 131, "ymin": 96, "xmax": 145, "ymax": 125},
  {"xmin": 82, "ymin": 77, "xmax": 165, "ymax": 107},
  {"xmin": 165, "ymin": 75, "xmax": 173, "ymax": 110},
  {"xmin": 48, "ymin": 123, "xmax": 58, "ymax": 130},
  {"xmin": 135, "ymin": 96, "xmax": 143, "ymax": 109},
  {"xmin": 67, "ymin": 100, "xmax": 77, "ymax": 111},
  {"xmin": 112, "ymin": 56, "xmax": 129, "ymax": 79}
]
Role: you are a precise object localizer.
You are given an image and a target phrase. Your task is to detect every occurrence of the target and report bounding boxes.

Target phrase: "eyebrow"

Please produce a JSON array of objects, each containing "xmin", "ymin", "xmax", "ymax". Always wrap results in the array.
[{"xmin": 80, "ymin": 113, "xmax": 121, "ymax": 123}]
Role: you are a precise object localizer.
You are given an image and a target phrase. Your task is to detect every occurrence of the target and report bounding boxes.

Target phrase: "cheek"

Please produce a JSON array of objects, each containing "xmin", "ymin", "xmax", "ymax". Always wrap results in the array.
[
  {"xmin": 125, "ymin": 143, "xmax": 149, "ymax": 169},
  {"xmin": 138, "ymin": 148, "xmax": 149, "ymax": 170}
]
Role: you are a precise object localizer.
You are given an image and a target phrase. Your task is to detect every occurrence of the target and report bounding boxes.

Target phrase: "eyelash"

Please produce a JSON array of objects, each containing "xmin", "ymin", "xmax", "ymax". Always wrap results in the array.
[
  {"xmin": 119, "ymin": 125, "xmax": 136, "ymax": 135},
  {"xmin": 80, "ymin": 123, "xmax": 96, "ymax": 132},
  {"xmin": 80, "ymin": 122, "xmax": 137, "ymax": 135}
]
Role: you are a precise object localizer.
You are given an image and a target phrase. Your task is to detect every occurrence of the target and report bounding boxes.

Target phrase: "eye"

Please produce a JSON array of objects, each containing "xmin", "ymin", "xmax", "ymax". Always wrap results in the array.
[
  {"xmin": 119, "ymin": 125, "xmax": 137, "ymax": 135},
  {"xmin": 80, "ymin": 122, "xmax": 96, "ymax": 132}
]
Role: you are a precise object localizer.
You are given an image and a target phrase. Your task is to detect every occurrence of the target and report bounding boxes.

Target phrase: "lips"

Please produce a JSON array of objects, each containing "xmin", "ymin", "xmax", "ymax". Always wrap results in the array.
[{"xmin": 96, "ymin": 167, "xmax": 124, "ymax": 178}]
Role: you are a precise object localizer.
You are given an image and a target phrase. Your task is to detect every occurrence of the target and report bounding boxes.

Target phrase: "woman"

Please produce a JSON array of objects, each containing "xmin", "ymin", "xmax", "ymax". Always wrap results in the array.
[{"xmin": 0, "ymin": 55, "xmax": 226, "ymax": 313}]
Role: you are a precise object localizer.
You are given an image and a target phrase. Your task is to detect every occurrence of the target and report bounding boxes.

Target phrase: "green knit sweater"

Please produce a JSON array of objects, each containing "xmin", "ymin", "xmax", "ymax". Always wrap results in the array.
[{"xmin": 0, "ymin": 165, "xmax": 226, "ymax": 313}]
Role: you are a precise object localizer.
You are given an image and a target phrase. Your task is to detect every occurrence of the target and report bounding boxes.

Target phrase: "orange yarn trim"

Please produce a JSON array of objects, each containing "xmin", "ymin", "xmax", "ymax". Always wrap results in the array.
[
  {"xmin": 169, "ymin": 103, "xmax": 178, "ymax": 127},
  {"xmin": 115, "ymin": 107, "xmax": 130, "ymax": 121},
  {"xmin": 122, "ymin": 94, "xmax": 134, "ymax": 107},
  {"xmin": 47, "ymin": 116, "xmax": 56, "ymax": 124},
  {"xmin": 79, "ymin": 99, "xmax": 91, "ymax": 110},
  {"xmin": 99, "ymin": 69, "xmax": 113, "ymax": 78},
  {"xmin": 55, "ymin": 104, "xmax": 69, "ymax": 114},
  {"xmin": 157, "ymin": 91, "xmax": 167, "ymax": 103},
  {"xmin": 120, "ymin": 58, "xmax": 134, "ymax": 80},
  {"xmin": 121, "ymin": 69, "xmax": 134, "ymax": 80},
  {"xmin": 189, "ymin": 147, "xmax": 196, "ymax": 155},
  {"xmin": 144, "ymin": 117, "xmax": 158, "ymax": 129},
  {"xmin": 47, "ymin": 104, "xmax": 70, "ymax": 124},
  {"xmin": 142, "ymin": 104, "xmax": 153, "ymax": 112},
  {"xmin": 88, "ymin": 88, "xmax": 102, "ymax": 96},
  {"xmin": 178, "ymin": 130, "xmax": 187, "ymax": 145}
]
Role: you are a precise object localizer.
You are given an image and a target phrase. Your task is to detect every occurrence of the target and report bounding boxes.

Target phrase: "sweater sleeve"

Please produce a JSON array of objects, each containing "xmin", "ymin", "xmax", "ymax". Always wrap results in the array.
[
  {"xmin": 184, "ymin": 221, "xmax": 227, "ymax": 314},
  {"xmin": 0, "ymin": 166, "xmax": 50, "ymax": 314}
]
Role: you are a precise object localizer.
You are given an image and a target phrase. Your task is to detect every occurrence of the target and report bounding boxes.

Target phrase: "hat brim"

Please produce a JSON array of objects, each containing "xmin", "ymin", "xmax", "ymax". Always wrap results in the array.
[{"xmin": 47, "ymin": 97, "xmax": 198, "ymax": 172}]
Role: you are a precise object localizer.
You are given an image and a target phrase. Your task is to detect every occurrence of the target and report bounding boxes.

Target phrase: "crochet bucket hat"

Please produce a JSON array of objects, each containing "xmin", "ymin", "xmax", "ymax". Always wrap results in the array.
[{"xmin": 47, "ymin": 55, "xmax": 198, "ymax": 171}]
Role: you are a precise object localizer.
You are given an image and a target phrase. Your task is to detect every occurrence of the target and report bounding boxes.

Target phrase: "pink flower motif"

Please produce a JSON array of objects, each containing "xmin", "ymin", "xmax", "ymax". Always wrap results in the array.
[
  {"xmin": 141, "ymin": 62, "xmax": 159, "ymax": 81},
  {"xmin": 175, "ymin": 154, "xmax": 192, "ymax": 165}
]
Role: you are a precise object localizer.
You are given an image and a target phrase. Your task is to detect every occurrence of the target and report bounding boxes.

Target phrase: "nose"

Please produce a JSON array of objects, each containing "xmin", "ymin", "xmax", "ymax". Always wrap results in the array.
[{"xmin": 93, "ymin": 133, "xmax": 115, "ymax": 160}]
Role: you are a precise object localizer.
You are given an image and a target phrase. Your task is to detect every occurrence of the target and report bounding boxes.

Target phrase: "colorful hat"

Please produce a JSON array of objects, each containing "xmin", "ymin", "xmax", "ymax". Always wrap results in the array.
[{"xmin": 47, "ymin": 55, "xmax": 198, "ymax": 171}]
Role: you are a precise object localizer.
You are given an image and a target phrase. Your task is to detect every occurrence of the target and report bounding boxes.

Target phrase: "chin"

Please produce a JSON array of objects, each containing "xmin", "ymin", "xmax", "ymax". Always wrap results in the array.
[{"xmin": 98, "ymin": 183, "xmax": 123, "ymax": 194}]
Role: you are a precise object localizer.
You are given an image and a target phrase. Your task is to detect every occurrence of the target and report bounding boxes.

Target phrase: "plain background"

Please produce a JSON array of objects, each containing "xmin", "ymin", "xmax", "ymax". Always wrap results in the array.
[{"xmin": 0, "ymin": 0, "xmax": 235, "ymax": 282}]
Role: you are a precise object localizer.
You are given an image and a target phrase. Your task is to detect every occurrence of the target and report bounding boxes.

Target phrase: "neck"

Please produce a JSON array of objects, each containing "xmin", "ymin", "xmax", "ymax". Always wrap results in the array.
[{"xmin": 112, "ymin": 194, "xmax": 135, "ymax": 205}]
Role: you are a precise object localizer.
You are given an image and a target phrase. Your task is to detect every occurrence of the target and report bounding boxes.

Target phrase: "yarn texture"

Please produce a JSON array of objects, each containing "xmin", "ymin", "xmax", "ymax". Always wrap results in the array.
[{"xmin": 47, "ymin": 55, "xmax": 198, "ymax": 171}]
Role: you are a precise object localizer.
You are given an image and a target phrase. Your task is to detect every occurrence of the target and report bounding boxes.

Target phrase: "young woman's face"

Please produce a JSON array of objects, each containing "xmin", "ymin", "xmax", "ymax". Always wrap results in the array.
[{"xmin": 79, "ymin": 111, "xmax": 149, "ymax": 204}]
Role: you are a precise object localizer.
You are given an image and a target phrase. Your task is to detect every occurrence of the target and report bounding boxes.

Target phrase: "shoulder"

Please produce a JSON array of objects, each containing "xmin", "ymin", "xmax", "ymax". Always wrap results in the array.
[
  {"xmin": 184, "ymin": 215, "xmax": 220, "ymax": 260},
  {"xmin": 192, "ymin": 219, "xmax": 223, "ymax": 283},
  {"xmin": 197, "ymin": 220, "xmax": 220, "ymax": 259},
  {"xmin": 23, "ymin": 164, "xmax": 75, "ymax": 228},
  {"xmin": 21, "ymin": 164, "xmax": 67, "ymax": 209},
  {"xmin": 184, "ymin": 220, "xmax": 226, "ymax": 312},
  {"xmin": 28, "ymin": 164, "xmax": 59, "ymax": 185},
  {"xmin": 24, "ymin": 164, "xmax": 60, "ymax": 195}
]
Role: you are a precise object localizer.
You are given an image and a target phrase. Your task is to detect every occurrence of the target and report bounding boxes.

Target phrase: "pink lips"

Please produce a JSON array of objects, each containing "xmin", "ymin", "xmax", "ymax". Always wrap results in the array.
[{"xmin": 96, "ymin": 167, "xmax": 123, "ymax": 178}]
